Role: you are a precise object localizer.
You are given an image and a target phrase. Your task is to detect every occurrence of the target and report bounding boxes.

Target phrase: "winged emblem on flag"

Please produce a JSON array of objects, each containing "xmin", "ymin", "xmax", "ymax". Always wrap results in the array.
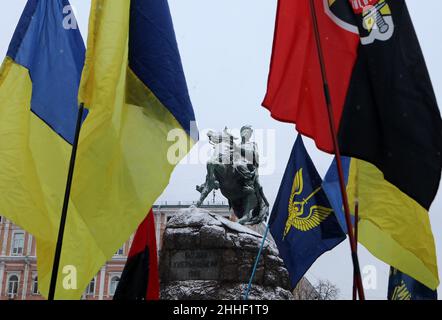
[
  {"xmin": 391, "ymin": 281, "xmax": 412, "ymax": 300},
  {"xmin": 284, "ymin": 168, "xmax": 333, "ymax": 236}
]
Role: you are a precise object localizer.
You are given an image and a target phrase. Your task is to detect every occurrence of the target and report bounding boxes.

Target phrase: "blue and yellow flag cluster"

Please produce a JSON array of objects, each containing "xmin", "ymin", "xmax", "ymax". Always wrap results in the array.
[
  {"xmin": 0, "ymin": 0, "xmax": 196, "ymax": 299},
  {"xmin": 269, "ymin": 135, "xmax": 346, "ymax": 288}
]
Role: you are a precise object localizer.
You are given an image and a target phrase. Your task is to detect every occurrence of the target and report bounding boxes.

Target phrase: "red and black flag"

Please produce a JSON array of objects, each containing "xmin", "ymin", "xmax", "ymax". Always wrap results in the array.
[
  {"xmin": 263, "ymin": 0, "xmax": 360, "ymax": 153},
  {"xmin": 113, "ymin": 210, "xmax": 160, "ymax": 300},
  {"xmin": 337, "ymin": 0, "xmax": 442, "ymax": 210},
  {"xmin": 264, "ymin": 0, "xmax": 441, "ymax": 289}
]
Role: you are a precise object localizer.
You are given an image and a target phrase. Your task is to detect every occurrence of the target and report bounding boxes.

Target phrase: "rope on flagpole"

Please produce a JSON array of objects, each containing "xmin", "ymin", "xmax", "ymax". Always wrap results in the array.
[
  {"xmin": 308, "ymin": 0, "xmax": 365, "ymax": 300},
  {"xmin": 243, "ymin": 217, "xmax": 271, "ymax": 300},
  {"xmin": 48, "ymin": 103, "xmax": 84, "ymax": 300}
]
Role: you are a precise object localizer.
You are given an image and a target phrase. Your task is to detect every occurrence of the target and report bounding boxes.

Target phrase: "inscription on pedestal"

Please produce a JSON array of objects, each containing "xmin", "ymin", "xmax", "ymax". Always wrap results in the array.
[{"xmin": 170, "ymin": 250, "xmax": 220, "ymax": 280}]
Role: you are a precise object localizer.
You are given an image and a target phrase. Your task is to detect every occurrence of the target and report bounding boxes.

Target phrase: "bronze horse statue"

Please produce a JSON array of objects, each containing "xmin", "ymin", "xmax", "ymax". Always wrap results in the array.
[{"xmin": 196, "ymin": 127, "xmax": 269, "ymax": 225}]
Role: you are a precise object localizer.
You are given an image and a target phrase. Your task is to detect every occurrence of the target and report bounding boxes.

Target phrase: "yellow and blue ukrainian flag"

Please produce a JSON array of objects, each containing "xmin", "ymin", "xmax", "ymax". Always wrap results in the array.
[
  {"xmin": 0, "ymin": 0, "xmax": 87, "ymax": 299},
  {"xmin": 69, "ymin": 0, "xmax": 197, "ymax": 300},
  {"xmin": 388, "ymin": 267, "xmax": 437, "ymax": 300},
  {"xmin": 269, "ymin": 135, "xmax": 345, "ymax": 288},
  {"xmin": 0, "ymin": 0, "xmax": 197, "ymax": 299}
]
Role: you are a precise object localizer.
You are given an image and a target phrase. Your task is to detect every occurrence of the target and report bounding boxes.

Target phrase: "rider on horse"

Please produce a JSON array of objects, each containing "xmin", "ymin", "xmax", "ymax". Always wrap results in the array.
[{"xmin": 196, "ymin": 126, "xmax": 269, "ymax": 225}]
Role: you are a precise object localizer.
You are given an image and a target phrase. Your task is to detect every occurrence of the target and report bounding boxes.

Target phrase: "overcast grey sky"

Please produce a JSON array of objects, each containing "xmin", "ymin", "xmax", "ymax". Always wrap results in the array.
[{"xmin": 1, "ymin": 0, "xmax": 441, "ymax": 300}]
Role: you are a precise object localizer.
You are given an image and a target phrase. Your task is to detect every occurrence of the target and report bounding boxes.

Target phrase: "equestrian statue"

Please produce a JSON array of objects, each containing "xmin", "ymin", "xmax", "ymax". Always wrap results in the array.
[{"xmin": 196, "ymin": 125, "xmax": 269, "ymax": 225}]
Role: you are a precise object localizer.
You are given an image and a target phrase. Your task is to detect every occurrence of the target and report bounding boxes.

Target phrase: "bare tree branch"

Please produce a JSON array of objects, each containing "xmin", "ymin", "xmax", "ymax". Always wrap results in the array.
[{"xmin": 293, "ymin": 278, "xmax": 340, "ymax": 300}]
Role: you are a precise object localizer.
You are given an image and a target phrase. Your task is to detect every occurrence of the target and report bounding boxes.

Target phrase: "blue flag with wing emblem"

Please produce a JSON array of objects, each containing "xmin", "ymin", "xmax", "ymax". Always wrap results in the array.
[
  {"xmin": 388, "ymin": 267, "xmax": 437, "ymax": 300},
  {"xmin": 269, "ymin": 135, "xmax": 346, "ymax": 289}
]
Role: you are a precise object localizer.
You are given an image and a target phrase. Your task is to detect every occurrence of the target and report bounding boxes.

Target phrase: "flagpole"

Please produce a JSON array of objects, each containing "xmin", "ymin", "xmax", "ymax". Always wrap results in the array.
[
  {"xmin": 308, "ymin": 0, "xmax": 365, "ymax": 300},
  {"xmin": 48, "ymin": 103, "xmax": 85, "ymax": 300},
  {"xmin": 243, "ymin": 218, "xmax": 271, "ymax": 300},
  {"xmin": 352, "ymin": 200, "xmax": 359, "ymax": 300}
]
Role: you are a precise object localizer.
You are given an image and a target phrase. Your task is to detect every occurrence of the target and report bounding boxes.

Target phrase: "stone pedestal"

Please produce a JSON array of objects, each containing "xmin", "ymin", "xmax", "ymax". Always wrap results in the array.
[{"xmin": 160, "ymin": 207, "xmax": 294, "ymax": 300}]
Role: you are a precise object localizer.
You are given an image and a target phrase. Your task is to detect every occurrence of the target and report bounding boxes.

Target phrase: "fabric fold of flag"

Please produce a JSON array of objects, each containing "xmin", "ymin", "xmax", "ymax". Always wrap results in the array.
[
  {"xmin": 114, "ymin": 209, "xmax": 159, "ymax": 300},
  {"xmin": 270, "ymin": 135, "xmax": 346, "ymax": 289}
]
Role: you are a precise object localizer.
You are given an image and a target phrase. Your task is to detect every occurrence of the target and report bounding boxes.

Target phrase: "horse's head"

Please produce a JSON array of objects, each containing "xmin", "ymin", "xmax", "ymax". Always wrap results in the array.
[
  {"xmin": 207, "ymin": 130, "xmax": 223, "ymax": 144},
  {"xmin": 207, "ymin": 129, "xmax": 238, "ymax": 145}
]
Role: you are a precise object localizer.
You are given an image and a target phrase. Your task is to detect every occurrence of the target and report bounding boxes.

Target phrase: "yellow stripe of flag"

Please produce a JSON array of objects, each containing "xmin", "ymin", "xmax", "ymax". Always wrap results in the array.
[{"xmin": 347, "ymin": 159, "xmax": 439, "ymax": 290}]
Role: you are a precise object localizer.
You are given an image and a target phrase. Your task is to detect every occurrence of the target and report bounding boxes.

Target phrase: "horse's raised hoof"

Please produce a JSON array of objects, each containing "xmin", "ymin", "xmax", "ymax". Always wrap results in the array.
[
  {"xmin": 196, "ymin": 184, "xmax": 203, "ymax": 193},
  {"xmin": 213, "ymin": 180, "xmax": 220, "ymax": 190}
]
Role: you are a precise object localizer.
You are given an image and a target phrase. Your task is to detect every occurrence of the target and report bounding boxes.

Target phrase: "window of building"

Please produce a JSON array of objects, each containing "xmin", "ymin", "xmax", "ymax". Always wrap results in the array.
[
  {"xmin": 86, "ymin": 278, "xmax": 95, "ymax": 296},
  {"xmin": 32, "ymin": 276, "xmax": 38, "ymax": 295},
  {"xmin": 115, "ymin": 246, "xmax": 124, "ymax": 256},
  {"xmin": 109, "ymin": 276, "xmax": 120, "ymax": 296},
  {"xmin": 11, "ymin": 232, "xmax": 25, "ymax": 256},
  {"xmin": 7, "ymin": 274, "xmax": 19, "ymax": 298}
]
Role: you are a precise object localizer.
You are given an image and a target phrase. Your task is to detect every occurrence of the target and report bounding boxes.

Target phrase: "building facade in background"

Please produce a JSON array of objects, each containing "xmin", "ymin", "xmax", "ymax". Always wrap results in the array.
[
  {"xmin": 0, "ymin": 202, "xmax": 231, "ymax": 300},
  {"xmin": 0, "ymin": 201, "xmax": 315, "ymax": 300}
]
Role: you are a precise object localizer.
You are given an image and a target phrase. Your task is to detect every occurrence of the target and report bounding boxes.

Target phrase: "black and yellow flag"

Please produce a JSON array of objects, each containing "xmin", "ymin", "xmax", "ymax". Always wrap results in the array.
[
  {"xmin": 341, "ymin": 1, "xmax": 441, "ymax": 290},
  {"xmin": 338, "ymin": 0, "xmax": 442, "ymax": 212},
  {"xmin": 322, "ymin": 1, "xmax": 441, "ymax": 291}
]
